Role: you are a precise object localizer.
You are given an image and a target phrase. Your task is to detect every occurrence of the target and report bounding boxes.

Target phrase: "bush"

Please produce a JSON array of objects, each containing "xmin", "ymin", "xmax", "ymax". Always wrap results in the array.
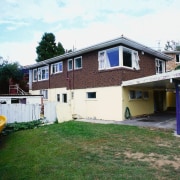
[{"xmin": 2, "ymin": 119, "xmax": 43, "ymax": 135}]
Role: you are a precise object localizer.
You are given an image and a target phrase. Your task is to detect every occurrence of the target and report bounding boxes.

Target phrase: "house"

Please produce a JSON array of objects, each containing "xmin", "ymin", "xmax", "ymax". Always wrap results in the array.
[
  {"xmin": 26, "ymin": 36, "xmax": 174, "ymax": 123},
  {"xmin": 164, "ymin": 51, "xmax": 180, "ymax": 71}
]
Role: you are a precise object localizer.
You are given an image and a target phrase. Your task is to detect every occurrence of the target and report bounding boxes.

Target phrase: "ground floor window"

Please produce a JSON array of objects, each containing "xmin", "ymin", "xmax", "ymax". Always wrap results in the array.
[
  {"xmin": 40, "ymin": 89, "xmax": 48, "ymax": 99},
  {"xmin": 129, "ymin": 90, "xmax": 149, "ymax": 100},
  {"xmin": 57, "ymin": 94, "xmax": 60, "ymax": 102},
  {"xmin": 62, "ymin": 94, "xmax": 67, "ymax": 103},
  {"xmin": 87, "ymin": 92, "xmax": 96, "ymax": 99}
]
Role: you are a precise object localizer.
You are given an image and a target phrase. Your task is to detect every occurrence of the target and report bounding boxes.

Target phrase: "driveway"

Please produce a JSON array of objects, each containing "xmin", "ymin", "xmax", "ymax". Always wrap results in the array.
[{"xmin": 76, "ymin": 111, "xmax": 176, "ymax": 130}]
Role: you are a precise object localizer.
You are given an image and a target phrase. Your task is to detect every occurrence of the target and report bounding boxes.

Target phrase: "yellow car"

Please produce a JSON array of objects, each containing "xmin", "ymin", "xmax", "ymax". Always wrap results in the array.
[{"xmin": 0, "ymin": 115, "xmax": 7, "ymax": 133}]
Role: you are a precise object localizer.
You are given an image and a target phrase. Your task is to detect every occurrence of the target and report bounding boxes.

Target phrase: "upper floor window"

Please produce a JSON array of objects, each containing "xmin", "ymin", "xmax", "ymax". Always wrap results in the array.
[
  {"xmin": 74, "ymin": 56, "xmax": 82, "ymax": 69},
  {"xmin": 98, "ymin": 46, "xmax": 140, "ymax": 70},
  {"xmin": 33, "ymin": 69, "xmax": 37, "ymax": 82},
  {"xmin": 176, "ymin": 54, "xmax": 180, "ymax": 63},
  {"xmin": 51, "ymin": 62, "xmax": 63, "ymax": 74},
  {"xmin": 38, "ymin": 66, "xmax": 49, "ymax": 81},
  {"xmin": 68, "ymin": 59, "xmax": 73, "ymax": 71},
  {"xmin": 156, "ymin": 59, "xmax": 165, "ymax": 74},
  {"xmin": 123, "ymin": 47, "xmax": 140, "ymax": 70}
]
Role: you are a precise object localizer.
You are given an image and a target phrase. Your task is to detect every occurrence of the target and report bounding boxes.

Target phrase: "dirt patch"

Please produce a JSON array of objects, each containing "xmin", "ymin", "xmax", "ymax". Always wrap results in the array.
[{"xmin": 123, "ymin": 151, "xmax": 180, "ymax": 170}]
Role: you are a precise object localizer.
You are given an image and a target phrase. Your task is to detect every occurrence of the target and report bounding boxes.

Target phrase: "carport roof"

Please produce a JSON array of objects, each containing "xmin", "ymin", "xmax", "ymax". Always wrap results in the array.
[{"xmin": 122, "ymin": 70, "xmax": 180, "ymax": 89}]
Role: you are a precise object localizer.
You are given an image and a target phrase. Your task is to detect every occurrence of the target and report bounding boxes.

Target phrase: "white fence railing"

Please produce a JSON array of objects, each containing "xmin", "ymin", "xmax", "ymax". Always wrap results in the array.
[{"xmin": 0, "ymin": 104, "xmax": 41, "ymax": 123}]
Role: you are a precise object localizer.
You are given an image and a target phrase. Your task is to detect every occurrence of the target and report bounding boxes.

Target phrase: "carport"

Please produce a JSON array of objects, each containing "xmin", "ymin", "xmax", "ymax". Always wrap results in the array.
[{"xmin": 122, "ymin": 70, "xmax": 180, "ymax": 135}]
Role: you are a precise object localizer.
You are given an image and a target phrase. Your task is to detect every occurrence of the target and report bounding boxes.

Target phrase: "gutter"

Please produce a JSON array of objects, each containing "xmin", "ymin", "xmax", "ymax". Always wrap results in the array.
[{"xmin": 24, "ymin": 36, "xmax": 172, "ymax": 69}]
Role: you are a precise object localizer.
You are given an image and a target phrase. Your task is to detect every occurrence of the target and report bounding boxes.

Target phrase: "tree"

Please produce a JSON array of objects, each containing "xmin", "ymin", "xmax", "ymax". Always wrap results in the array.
[
  {"xmin": 36, "ymin": 33, "xmax": 65, "ymax": 62},
  {"xmin": 164, "ymin": 40, "xmax": 180, "ymax": 51},
  {"xmin": 0, "ymin": 59, "xmax": 25, "ymax": 94}
]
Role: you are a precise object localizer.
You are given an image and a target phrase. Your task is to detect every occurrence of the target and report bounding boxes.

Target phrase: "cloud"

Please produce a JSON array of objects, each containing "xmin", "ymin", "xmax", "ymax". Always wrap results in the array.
[{"xmin": 0, "ymin": 0, "xmax": 180, "ymax": 66}]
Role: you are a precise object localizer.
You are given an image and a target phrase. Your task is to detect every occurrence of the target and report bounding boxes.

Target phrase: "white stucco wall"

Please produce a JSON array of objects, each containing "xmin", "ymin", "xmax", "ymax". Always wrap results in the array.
[{"xmin": 30, "ymin": 86, "xmax": 124, "ymax": 122}]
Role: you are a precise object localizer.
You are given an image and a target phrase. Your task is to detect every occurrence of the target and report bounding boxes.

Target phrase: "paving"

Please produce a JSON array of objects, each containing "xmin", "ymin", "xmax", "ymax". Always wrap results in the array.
[{"xmin": 76, "ymin": 111, "xmax": 176, "ymax": 130}]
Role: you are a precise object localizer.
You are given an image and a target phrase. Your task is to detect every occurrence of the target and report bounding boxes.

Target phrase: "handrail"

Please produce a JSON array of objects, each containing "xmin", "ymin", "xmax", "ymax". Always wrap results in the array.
[{"xmin": 9, "ymin": 85, "xmax": 28, "ymax": 95}]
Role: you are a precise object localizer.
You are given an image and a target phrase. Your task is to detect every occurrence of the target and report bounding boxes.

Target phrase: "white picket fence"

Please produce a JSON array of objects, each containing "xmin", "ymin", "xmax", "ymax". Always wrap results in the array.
[
  {"xmin": 0, "ymin": 102, "xmax": 57, "ymax": 124},
  {"xmin": 0, "ymin": 104, "xmax": 41, "ymax": 123}
]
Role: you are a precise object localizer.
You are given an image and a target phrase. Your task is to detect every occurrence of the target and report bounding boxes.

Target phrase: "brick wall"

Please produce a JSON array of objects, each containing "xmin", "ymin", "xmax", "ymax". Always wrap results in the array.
[
  {"xmin": 165, "ymin": 54, "xmax": 177, "ymax": 71},
  {"xmin": 31, "ymin": 48, "xmax": 157, "ymax": 90}
]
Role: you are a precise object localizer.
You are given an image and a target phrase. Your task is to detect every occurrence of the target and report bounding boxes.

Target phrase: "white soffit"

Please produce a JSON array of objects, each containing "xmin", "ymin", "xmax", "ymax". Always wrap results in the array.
[{"xmin": 122, "ymin": 70, "xmax": 180, "ymax": 89}]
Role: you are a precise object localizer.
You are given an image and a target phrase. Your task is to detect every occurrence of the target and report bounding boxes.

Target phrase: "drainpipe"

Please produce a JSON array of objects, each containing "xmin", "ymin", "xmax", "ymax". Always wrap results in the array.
[{"xmin": 173, "ymin": 79, "xmax": 180, "ymax": 135}]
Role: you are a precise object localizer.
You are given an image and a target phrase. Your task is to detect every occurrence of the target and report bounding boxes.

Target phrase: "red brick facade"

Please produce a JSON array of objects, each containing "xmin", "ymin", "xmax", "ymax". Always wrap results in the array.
[{"xmin": 32, "ymin": 47, "xmax": 158, "ymax": 90}]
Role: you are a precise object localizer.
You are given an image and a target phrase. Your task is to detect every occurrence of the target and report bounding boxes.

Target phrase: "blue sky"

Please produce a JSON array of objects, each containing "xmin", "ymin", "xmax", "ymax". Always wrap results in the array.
[{"xmin": 0, "ymin": 0, "xmax": 179, "ymax": 65}]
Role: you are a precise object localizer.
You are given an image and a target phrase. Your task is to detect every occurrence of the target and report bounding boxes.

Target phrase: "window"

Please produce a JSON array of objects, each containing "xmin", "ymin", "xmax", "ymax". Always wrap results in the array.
[
  {"xmin": 38, "ymin": 66, "xmax": 49, "ymax": 81},
  {"xmin": 40, "ymin": 89, "xmax": 48, "ymax": 99},
  {"xmin": 74, "ymin": 56, "xmax": 82, "ymax": 69},
  {"xmin": 129, "ymin": 90, "xmax": 144, "ymax": 100},
  {"xmin": 51, "ymin": 62, "xmax": 63, "ymax": 74},
  {"xmin": 156, "ymin": 59, "xmax": 165, "ymax": 74},
  {"xmin": 123, "ymin": 47, "xmax": 140, "ymax": 69},
  {"xmin": 11, "ymin": 98, "xmax": 19, "ymax": 104},
  {"xmin": 57, "ymin": 94, "xmax": 60, "ymax": 102},
  {"xmin": 62, "ymin": 94, "xmax": 67, "ymax": 103},
  {"xmin": 136, "ymin": 91, "xmax": 142, "ymax": 99},
  {"xmin": 98, "ymin": 47, "xmax": 119, "ymax": 70},
  {"xmin": 98, "ymin": 46, "xmax": 140, "ymax": 70},
  {"xmin": 143, "ymin": 91, "xmax": 149, "ymax": 99},
  {"xmin": 33, "ymin": 69, "xmax": 37, "ymax": 82},
  {"xmin": 129, "ymin": 90, "xmax": 136, "ymax": 99},
  {"xmin": 87, "ymin": 92, "xmax": 96, "ymax": 99},
  {"xmin": 176, "ymin": 54, "xmax": 180, "ymax": 63},
  {"xmin": 68, "ymin": 59, "xmax": 73, "ymax": 71}
]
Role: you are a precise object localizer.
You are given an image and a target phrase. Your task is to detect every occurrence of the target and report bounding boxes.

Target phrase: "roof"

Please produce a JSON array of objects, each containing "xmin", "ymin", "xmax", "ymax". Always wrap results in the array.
[
  {"xmin": 163, "ymin": 50, "xmax": 180, "ymax": 55},
  {"xmin": 25, "ymin": 36, "xmax": 172, "ymax": 69}
]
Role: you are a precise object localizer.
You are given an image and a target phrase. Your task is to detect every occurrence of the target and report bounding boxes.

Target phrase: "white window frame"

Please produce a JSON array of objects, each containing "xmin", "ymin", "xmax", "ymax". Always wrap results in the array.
[
  {"xmin": 122, "ymin": 47, "xmax": 140, "ymax": 70},
  {"xmin": 51, "ymin": 62, "xmax": 63, "ymax": 74},
  {"xmin": 129, "ymin": 90, "xmax": 147, "ymax": 100},
  {"xmin": 62, "ymin": 93, "xmax": 67, "ymax": 103},
  {"xmin": 68, "ymin": 59, "xmax": 73, "ymax": 71},
  {"xmin": 74, "ymin": 56, "xmax": 82, "ymax": 70},
  {"xmin": 38, "ymin": 66, "xmax": 49, "ymax": 81},
  {"xmin": 33, "ymin": 69, "xmax": 37, "ymax": 82},
  {"xmin": 155, "ymin": 59, "xmax": 165, "ymax": 74},
  {"xmin": 98, "ymin": 46, "xmax": 140, "ymax": 70},
  {"xmin": 176, "ymin": 54, "xmax": 180, "ymax": 63},
  {"xmin": 40, "ymin": 89, "xmax": 48, "ymax": 99},
  {"xmin": 86, "ymin": 92, "xmax": 96, "ymax": 99}
]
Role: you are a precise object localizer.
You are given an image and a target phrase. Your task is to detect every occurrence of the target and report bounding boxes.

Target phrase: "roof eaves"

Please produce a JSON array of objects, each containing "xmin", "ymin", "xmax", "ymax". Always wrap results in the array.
[{"xmin": 25, "ymin": 36, "xmax": 172, "ymax": 69}]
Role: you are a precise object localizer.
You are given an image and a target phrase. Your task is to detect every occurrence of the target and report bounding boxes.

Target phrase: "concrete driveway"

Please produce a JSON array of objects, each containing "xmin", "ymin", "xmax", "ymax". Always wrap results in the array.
[
  {"xmin": 77, "ymin": 111, "xmax": 176, "ymax": 130},
  {"xmin": 117, "ymin": 111, "xmax": 176, "ymax": 130}
]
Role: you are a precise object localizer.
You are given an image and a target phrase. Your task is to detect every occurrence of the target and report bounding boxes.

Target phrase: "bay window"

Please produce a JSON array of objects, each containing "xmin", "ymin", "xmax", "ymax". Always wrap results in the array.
[{"xmin": 98, "ymin": 46, "xmax": 140, "ymax": 70}]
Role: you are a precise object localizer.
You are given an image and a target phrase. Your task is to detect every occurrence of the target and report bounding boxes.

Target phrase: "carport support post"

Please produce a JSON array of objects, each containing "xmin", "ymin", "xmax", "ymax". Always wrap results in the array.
[{"xmin": 174, "ymin": 80, "xmax": 180, "ymax": 135}]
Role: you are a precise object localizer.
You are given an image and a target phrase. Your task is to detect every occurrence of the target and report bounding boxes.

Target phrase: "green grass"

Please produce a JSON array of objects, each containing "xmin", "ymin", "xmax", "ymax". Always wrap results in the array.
[{"xmin": 0, "ymin": 121, "xmax": 180, "ymax": 180}]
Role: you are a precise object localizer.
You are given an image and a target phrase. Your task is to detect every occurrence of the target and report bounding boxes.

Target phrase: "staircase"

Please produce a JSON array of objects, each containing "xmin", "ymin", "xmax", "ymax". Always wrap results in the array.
[{"xmin": 9, "ymin": 85, "xmax": 28, "ymax": 95}]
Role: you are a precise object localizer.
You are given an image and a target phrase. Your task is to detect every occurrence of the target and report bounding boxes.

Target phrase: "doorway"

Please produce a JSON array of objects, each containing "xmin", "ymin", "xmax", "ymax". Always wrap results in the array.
[{"xmin": 154, "ymin": 91, "xmax": 165, "ymax": 112}]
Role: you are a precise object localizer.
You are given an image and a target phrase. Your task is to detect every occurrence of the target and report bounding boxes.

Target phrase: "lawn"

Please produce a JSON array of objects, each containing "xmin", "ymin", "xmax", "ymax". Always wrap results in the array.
[{"xmin": 0, "ymin": 121, "xmax": 180, "ymax": 180}]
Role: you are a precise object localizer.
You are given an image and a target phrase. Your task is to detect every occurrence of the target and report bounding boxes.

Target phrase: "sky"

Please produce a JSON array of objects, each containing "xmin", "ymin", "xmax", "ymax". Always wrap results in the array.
[{"xmin": 0, "ymin": 0, "xmax": 180, "ymax": 66}]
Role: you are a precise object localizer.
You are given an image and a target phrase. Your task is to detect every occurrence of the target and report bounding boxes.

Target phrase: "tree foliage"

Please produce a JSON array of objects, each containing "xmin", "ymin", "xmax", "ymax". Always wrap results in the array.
[
  {"xmin": 36, "ymin": 33, "xmax": 65, "ymax": 62},
  {"xmin": 0, "ymin": 59, "xmax": 24, "ymax": 94},
  {"xmin": 164, "ymin": 40, "xmax": 180, "ymax": 51}
]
